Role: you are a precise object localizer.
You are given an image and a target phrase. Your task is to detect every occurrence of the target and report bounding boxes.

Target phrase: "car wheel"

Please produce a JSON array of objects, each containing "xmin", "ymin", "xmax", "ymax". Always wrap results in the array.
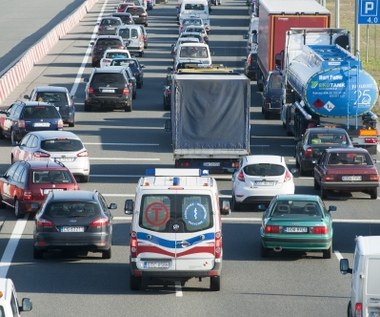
[
  {"xmin": 370, "ymin": 188, "xmax": 378, "ymax": 199},
  {"xmin": 80, "ymin": 175, "xmax": 90, "ymax": 183},
  {"xmin": 133, "ymin": 91, "xmax": 137, "ymax": 100},
  {"xmin": 102, "ymin": 248, "xmax": 111, "ymax": 259},
  {"xmin": 14, "ymin": 199, "xmax": 24, "ymax": 218},
  {"xmin": 0, "ymin": 129, "xmax": 4, "ymax": 139},
  {"xmin": 33, "ymin": 247, "xmax": 43, "ymax": 259},
  {"xmin": 313, "ymin": 177, "xmax": 320, "ymax": 190},
  {"xmin": 0, "ymin": 195, "xmax": 6, "ymax": 209},
  {"xmin": 163, "ymin": 98, "xmax": 170, "ymax": 111},
  {"xmin": 210, "ymin": 276, "xmax": 220, "ymax": 291},
  {"xmin": 139, "ymin": 51, "xmax": 144, "ymax": 57},
  {"xmin": 84, "ymin": 103, "xmax": 92, "ymax": 112},
  {"xmin": 125, "ymin": 103, "xmax": 132, "ymax": 112},
  {"xmin": 320, "ymin": 187, "xmax": 328, "ymax": 199},
  {"xmin": 323, "ymin": 245, "xmax": 332, "ymax": 259},
  {"xmin": 130, "ymin": 274, "xmax": 142, "ymax": 291},
  {"xmin": 261, "ymin": 244, "xmax": 269, "ymax": 258},
  {"xmin": 231, "ymin": 196, "xmax": 241, "ymax": 211},
  {"xmin": 10, "ymin": 130, "xmax": 17, "ymax": 146},
  {"xmin": 68, "ymin": 122, "xmax": 75, "ymax": 128},
  {"xmin": 347, "ymin": 301, "xmax": 352, "ymax": 317}
]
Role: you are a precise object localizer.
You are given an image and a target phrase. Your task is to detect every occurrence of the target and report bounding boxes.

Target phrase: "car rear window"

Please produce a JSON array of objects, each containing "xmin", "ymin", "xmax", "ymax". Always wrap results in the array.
[
  {"xmin": 309, "ymin": 133, "xmax": 348, "ymax": 145},
  {"xmin": 96, "ymin": 39, "xmax": 123, "ymax": 47},
  {"xmin": 139, "ymin": 194, "xmax": 213, "ymax": 233},
  {"xmin": 327, "ymin": 152, "xmax": 372, "ymax": 165},
  {"xmin": 44, "ymin": 202, "xmax": 100, "ymax": 218},
  {"xmin": 91, "ymin": 73, "xmax": 125, "ymax": 85},
  {"xmin": 22, "ymin": 106, "xmax": 60, "ymax": 119},
  {"xmin": 101, "ymin": 18, "xmax": 120, "ymax": 26},
  {"xmin": 32, "ymin": 170, "xmax": 74, "ymax": 184},
  {"xmin": 41, "ymin": 139, "xmax": 84, "ymax": 152},
  {"xmin": 36, "ymin": 92, "xmax": 68, "ymax": 106},
  {"xmin": 184, "ymin": 4, "xmax": 205, "ymax": 10},
  {"xmin": 179, "ymin": 46, "xmax": 208, "ymax": 58},
  {"xmin": 118, "ymin": 28, "xmax": 131, "ymax": 39},
  {"xmin": 244, "ymin": 163, "xmax": 285, "ymax": 176},
  {"xmin": 271, "ymin": 201, "xmax": 322, "ymax": 217},
  {"xmin": 127, "ymin": 7, "xmax": 144, "ymax": 14}
]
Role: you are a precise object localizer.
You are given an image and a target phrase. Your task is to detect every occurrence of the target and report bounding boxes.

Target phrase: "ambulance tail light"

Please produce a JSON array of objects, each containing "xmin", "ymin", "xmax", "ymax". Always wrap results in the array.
[
  {"xmin": 215, "ymin": 231, "xmax": 222, "ymax": 258},
  {"xmin": 130, "ymin": 231, "xmax": 138, "ymax": 257}
]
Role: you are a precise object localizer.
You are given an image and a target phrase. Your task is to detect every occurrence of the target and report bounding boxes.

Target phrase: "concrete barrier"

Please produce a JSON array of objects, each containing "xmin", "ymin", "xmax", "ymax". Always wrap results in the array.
[{"xmin": 0, "ymin": 0, "xmax": 98, "ymax": 105}]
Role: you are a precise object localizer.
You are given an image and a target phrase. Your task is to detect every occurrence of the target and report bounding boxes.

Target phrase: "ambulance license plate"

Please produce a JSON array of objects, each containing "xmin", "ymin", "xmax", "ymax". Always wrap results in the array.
[{"xmin": 143, "ymin": 261, "xmax": 171, "ymax": 269}]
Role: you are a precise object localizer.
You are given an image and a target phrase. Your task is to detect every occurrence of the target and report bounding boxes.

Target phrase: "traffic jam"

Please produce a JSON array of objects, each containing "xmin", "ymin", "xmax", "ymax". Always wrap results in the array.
[{"xmin": 0, "ymin": 0, "xmax": 380, "ymax": 316}]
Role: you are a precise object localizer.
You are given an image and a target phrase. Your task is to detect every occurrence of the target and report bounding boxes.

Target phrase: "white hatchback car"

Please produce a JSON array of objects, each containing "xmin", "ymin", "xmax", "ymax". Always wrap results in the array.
[
  {"xmin": 11, "ymin": 131, "xmax": 90, "ymax": 182},
  {"xmin": 99, "ymin": 48, "xmax": 131, "ymax": 68},
  {"xmin": 232, "ymin": 155, "xmax": 295, "ymax": 210}
]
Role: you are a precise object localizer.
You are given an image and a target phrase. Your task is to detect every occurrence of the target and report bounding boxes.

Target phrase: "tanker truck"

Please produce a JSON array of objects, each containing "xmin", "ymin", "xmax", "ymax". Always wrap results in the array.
[{"xmin": 280, "ymin": 28, "xmax": 379, "ymax": 154}]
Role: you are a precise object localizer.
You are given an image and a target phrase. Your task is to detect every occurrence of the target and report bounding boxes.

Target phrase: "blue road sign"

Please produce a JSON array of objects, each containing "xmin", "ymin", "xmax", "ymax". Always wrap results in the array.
[{"xmin": 357, "ymin": 0, "xmax": 380, "ymax": 24}]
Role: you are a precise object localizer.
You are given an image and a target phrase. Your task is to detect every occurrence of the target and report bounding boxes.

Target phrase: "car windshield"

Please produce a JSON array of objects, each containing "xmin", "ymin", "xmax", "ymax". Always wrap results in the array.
[
  {"xmin": 244, "ymin": 163, "xmax": 285, "ymax": 176},
  {"xmin": 327, "ymin": 152, "xmax": 371, "ymax": 165},
  {"xmin": 22, "ymin": 106, "xmax": 59, "ymax": 119},
  {"xmin": 32, "ymin": 170, "xmax": 73, "ymax": 184},
  {"xmin": 139, "ymin": 194, "xmax": 213, "ymax": 233},
  {"xmin": 36, "ymin": 92, "xmax": 68, "ymax": 106},
  {"xmin": 41, "ymin": 139, "xmax": 84, "ymax": 152},
  {"xmin": 44, "ymin": 202, "xmax": 100, "ymax": 218},
  {"xmin": 309, "ymin": 133, "xmax": 348, "ymax": 145},
  {"xmin": 271, "ymin": 201, "xmax": 322, "ymax": 217}
]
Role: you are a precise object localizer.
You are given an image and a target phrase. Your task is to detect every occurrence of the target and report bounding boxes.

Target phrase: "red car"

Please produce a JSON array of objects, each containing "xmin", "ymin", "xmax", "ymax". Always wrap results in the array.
[
  {"xmin": 313, "ymin": 147, "xmax": 379, "ymax": 199},
  {"xmin": 0, "ymin": 160, "xmax": 79, "ymax": 218}
]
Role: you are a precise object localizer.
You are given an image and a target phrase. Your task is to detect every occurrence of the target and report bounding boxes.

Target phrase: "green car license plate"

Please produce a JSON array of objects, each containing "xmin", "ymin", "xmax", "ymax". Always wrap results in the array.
[{"xmin": 283, "ymin": 227, "xmax": 308, "ymax": 233}]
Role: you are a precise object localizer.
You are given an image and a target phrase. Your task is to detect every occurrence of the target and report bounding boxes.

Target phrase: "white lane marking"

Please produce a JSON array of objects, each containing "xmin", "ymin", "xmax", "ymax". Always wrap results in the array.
[
  {"xmin": 90, "ymin": 157, "xmax": 160, "ymax": 161},
  {"xmin": 84, "ymin": 142, "xmax": 159, "ymax": 146},
  {"xmin": 0, "ymin": 218, "xmax": 28, "ymax": 278},
  {"xmin": 334, "ymin": 251, "xmax": 344, "ymax": 261},
  {"xmin": 175, "ymin": 281, "xmax": 183, "ymax": 297}
]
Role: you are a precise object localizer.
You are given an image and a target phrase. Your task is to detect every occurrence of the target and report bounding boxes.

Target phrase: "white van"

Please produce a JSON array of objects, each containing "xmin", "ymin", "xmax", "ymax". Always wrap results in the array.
[
  {"xmin": 340, "ymin": 235, "xmax": 380, "ymax": 317},
  {"xmin": 179, "ymin": 0, "xmax": 210, "ymax": 30},
  {"xmin": 125, "ymin": 168, "xmax": 230, "ymax": 291},
  {"xmin": 0, "ymin": 278, "xmax": 32, "ymax": 316},
  {"xmin": 116, "ymin": 25, "xmax": 145, "ymax": 57},
  {"xmin": 174, "ymin": 42, "xmax": 212, "ymax": 69}
]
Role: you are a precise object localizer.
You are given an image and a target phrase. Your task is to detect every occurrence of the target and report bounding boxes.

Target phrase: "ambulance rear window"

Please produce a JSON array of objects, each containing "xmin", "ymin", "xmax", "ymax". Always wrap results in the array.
[{"xmin": 139, "ymin": 194, "xmax": 213, "ymax": 233}]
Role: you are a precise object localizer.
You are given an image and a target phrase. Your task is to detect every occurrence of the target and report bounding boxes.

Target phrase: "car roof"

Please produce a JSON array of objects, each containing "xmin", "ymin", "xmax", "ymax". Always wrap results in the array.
[
  {"xmin": 25, "ymin": 130, "xmax": 81, "ymax": 140},
  {"xmin": 32, "ymin": 86, "xmax": 69, "ymax": 93},
  {"xmin": 243, "ymin": 155, "xmax": 286, "ymax": 165},
  {"xmin": 274, "ymin": 194, "xmax": 320, "ymax": 202},
  {"xmin": 20, "ymin": 160, "xmax": 68, "ymax": 169},
  {"xmin": 95, "ymin": 35, "xmax": 123, "ymax": 41},
  {"xmin": 47, "ymin": 190, "xmax": 98, "ymax": 201},
  {"xmin": 15, "ymin": 101, "xmax": 52, "ymax": 107},
  {"xmin": 306, "ymin": 127, "xmax": 348, "ymax": 134},
  {"xmin": 178, "ymin": 42, "xmax": 209, "ymax": 48},
  {"xmin": 92, "ymin": 66, "xmax": 126, "ymax": 74},
  {"xmin": 324, "ymin": 147, "xmax": 369, "ymax": 154}
]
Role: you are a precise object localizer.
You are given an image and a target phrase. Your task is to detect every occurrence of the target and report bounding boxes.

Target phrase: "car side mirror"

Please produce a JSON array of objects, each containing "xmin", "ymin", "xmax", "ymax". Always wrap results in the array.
[
  {"xmin": 23, "ymin": 94, "xmax": 30, "ymax": 100},
  {"xmin": 220, "ymin": 199, "xmax": 231, "ymax": 215},
  {"xmin": 340, "ymin": 258, "xmax": 352, "ymax": 274},
  {"xmin": 20, "ymin": 298, "xmax": 32, "ymax": 312},
  {"xmin": 124, "ymin": 199, "xmax": 134, "ymax": 215},
  {"xmin": 257, "ymin": 204, "xmax": 266, "ymax": 211},
  {"xmin": 328, "ymin": 205, "xmax": 337, "ymax": 212},
  {"xmin": 108, "ymin": 203, "xmax": 118, "ymax": 210}
]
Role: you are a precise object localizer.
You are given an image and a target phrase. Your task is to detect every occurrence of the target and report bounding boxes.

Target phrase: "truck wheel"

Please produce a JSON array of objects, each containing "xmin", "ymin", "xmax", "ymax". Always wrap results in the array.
[
  {"xmin": 322, "ymin": 246, "xmax": 332, "ymax": 259},
  {"xmin": 370, "ymin": 188, "xmax": 378, "ymax": 199},
  {"xmin": 210, "ymin": 276, "xmax": 220, "ymax": 291},
  {"xmin": 130, "ymin": 274, "xmax": 142, "ymax": 291}
]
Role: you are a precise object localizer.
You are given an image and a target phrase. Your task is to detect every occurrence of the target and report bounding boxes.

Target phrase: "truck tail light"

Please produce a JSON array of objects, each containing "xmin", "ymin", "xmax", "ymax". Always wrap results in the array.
[
  {"xmin": 89, "ymin": 217, "xmax": 109, "ymax": 228},
  {"xmin": 18, "ymin": 120, "xmax": 26, "ymax": 128},
  {"xmin": 304, "ymin": 147, "xmax": 313, "ymax": 158},
  {"xmin": 284, "ymin": 170, "xmax": 292, "ymax": 182},
  {"xmin": 215, "ymin": 231, "xmax": 222, "ymax": 258},
  {"xmin": 130, "ymin": 231, "xmax": 138, "ymax": 257},
  {"xmin": 354, "ymin": 302, "xmax": 362, "ymax": 317},
  {"xmin": 237, "ymin": 170, "xmax": 245, "ymax": 182},
  {"xmin": 311, "ymin": 226, "xmax": 328, "ymax": 234},
  {"xmin": 33, "ymin": 151, "xmax": 50, "ymax": 159},
  {"xmin": 265, "ymin": 225, "xmax": 280, "ymax": 233}
]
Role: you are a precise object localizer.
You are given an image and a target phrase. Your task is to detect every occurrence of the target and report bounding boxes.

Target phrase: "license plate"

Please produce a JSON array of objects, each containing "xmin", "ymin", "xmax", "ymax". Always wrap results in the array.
[
  {"xmin": 34, "ymin": 122, "xmax": 50, "ymax": 127},
  {"xmin": 342, "ymin": 175, "xmax": 362, "ymax": 181},
  {"xmin": 60, "ymin": 226, "xmax": 85, "ymax": 233},
  {"xmin": 203, "ymin": 162, "xmax": 220, "ymax": 167},
  {"xmin": 101, "ymin": 89, "xmax": 115, "ymax": 93},
  {"xmin": 55, "ymin": 157, "xmax": 75, "ymax": 162},
  {"xmin": 143, "ymin": 261, "xmax": 171, "ymax": 269},
  {"xmin": 254, "ymin": 181, "xmax": 275, "ymax": 186},
  {"xmin": 43, "ymin": 189, "xmax": 64, "ymax": 194},
  {"xmin": 283, "ymin": 227, "xmax": 308, "ymax": 233}
]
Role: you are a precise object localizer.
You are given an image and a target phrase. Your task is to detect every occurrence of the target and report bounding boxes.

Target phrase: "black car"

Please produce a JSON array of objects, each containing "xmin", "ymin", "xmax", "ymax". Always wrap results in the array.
[
  {"xmin": 0, "ymin": 101, "xmax": 63, "ymax": 145},
  {"xmin": 112, "ymin": 12, "xmax": 135, "ymax": 25},
  {"xmin": 125, "ymin": 6, "xmax": 148, "ymax": 26},
  {"xmin": 33, "ymin": 190, "xmax": 117, "ymax": 259},
  {"xmin": 90, "ymin": 35, "xmax": 125, "ymax": 67},
  {"xmin": 295, "ymin": 127, "xmax": 353, "ymax": 175},
  {"xmin": 84, "ymin": 66, "xmax": 133, "ymax": 112},
  {"xmin": 110, "ymin": 58, "xmax": 145, "ymax": 88},
  {"xmin": 24, "ymin": 86, "xmax": 75, "ymax": 127}
]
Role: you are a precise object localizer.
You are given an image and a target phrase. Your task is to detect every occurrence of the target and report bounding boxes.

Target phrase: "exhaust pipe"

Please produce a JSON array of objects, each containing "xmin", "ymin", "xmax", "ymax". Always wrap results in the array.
[{"xmin": 273, "ymin": 247, "xmax": 282, "ymax": 252}]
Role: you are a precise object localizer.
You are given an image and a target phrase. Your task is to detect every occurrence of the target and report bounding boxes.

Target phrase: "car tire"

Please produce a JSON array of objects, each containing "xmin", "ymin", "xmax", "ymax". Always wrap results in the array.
[
  {"xmin": 130, "ymin": 274, "xmax": 142, "ymax": 291},
  {"xmin": 323, "ymin": 245, "xmax": 332, "ymax": 259},
  {"xmin": 313, "ymin": 177, "xmax": 320, "ymax": 190},
  {"xmin": 84, "ymin": 103, "xmax": 92, "ymax": 112},
  {"xmin": 370, "ymin": 188, "xmax": 377, "ymax": 199},
  {"xmin": 231, "ymin": 196, "xmax": 241, "ymax": 211},
  {"xmin": 320, "ymin": 187, "xmax": 328, "ymax": 199},
  {"xmin": 125, "ymin": 103, "xmax": 132, "ymax": 112},
  {"xmin": 210, "ymin": 276, "xmax": 220, "ymax": 291},
  {"xmin": 68, "ymin": 122, "xmax": 75, "ymax": 128},
  {"xmin": 347, "ymin": 301, "xmax": 352, "ymax": 317},
  {"xmin": 133, "ymin": 91, "xmax": 137, "ymax": 100},
  {"xmin": 102, "ymin": 248, "xmax": 111, "ymax": 259},
  {"xmin": 139, "ymin": 51, "xmax": 144, "ymax": 57},
  {"xmin": 10, "ymin": 130, "xmax": 17, "ymax": 146},
  {"xmin": 0, "ymin": 129, "xmax": 4, "ymax": 139},
  {"xmin": 80, "ymin": 175, "xmax": 90, "ymax": 183},
  {"xmin": 33, "ymin": 247, "xmax": 43, "ymax": 259},
  {"xmin": 14, "ymin": 199, "xmax": 24, "ymax": 218},
  {"xmin": 0, "ymin": 195, "xmax": 6, "ymax": 209},
  {"xmin": 261, "ymin": 244, "xmax": 269, "ymax": 258}
]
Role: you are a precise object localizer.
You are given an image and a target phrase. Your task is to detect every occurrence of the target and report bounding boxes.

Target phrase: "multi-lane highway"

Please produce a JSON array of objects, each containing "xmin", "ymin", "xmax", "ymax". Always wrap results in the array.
[{"xmin": 0, "ymin": 0, "xmax": 380, "ymax": 316}]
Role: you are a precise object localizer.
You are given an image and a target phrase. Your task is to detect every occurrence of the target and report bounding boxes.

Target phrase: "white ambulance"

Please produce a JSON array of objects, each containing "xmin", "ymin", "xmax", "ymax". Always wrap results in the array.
[
  {"xmin": 0, "ymin": 278, "xmax": 32, "ymax": 316},
  {"xmin": 340, "ymin": 235, "xmax": 380, "ymax": 317},
  {"xmin": 125, "ymin": 168, "xmax": 230, "ymax": 291}
]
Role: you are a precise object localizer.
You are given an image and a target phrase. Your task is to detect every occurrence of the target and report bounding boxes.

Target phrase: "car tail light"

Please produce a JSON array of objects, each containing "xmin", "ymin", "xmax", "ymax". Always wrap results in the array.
[
  {"xmin": 89, "ymin": 217, "xmax": 109, "ymax": 228},
  {"xmin": 323, "ymin": 174, "xmax": 335, "ymax": 182},
  {"xmin": 23, "ymin": 191, "xmax": 33, "ymax": 200},
  {"xmin": 33, "ymin": 151, "xmax": 50, "ymax": 159},
  {"xmin": 369, "ymin": 174, "xmax": 379, "ymax": 181},
  {"xmin": 214, "ymin": 231, "xmax": 222, "ymax": 258},
  {"xmin": 177, "ymin": 160, "xmax": 191, "ymax": 168},
  {"xmin": 130, "ymin": 231, "xmax": 138, "ymax": 257},
  {"xmin": 37, "ymin": 218, "xmax": 54, "ymax": 228},
  {"xmin": 265, "ymin": 225, "xmax": 280, "ymax": 233},
  {"xmin": 77, "ymin": 150, "xmax": 88, "ymax": 158},
  {"xmin": 88, "ymin": 87, "xmax": 95, "ymax": 95},
  {"xmin": 237, "ymin": 170, "xmax": 245, "ymax": 182},
  {"xmin": 57, "ymin": 119, "xmax": 64, "ymax": 129},
  {"xmin": 231, "ymin": 161, "xmax": 239, "ymax": 169},
  {"xmin": 122, "ymin": 87, "xmax": 130, "ymax": 95},
  {"xmin": 284, "ymin": 169, "xmax": 292, "ymax": 182},
  {"xmin": 140, "ymin": 13, "xmax": 147, "ymax": 17},
  {"xmin": 354, "ymin": 303, "xmax": 362, "ymax": 317},
  {"xmin": 18, "ymin": 120, "xmax": 26, "ymax": 128},
  {"xmin": 117, "ymin": 45, "xmax": 125, "ymax": 49},
  {"xmin": 311, "ymin": 226, "xmax": 328, "ymax": 234},
  {"xmin": 304, "ymin": 147, "xmax": 313, "ymax": 158}
]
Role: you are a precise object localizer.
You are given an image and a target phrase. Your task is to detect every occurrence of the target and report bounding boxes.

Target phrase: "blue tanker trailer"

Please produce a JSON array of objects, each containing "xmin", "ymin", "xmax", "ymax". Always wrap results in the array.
[{"xmin": 281, "ymin": 29, "xmax": 379, "ymax": 154}]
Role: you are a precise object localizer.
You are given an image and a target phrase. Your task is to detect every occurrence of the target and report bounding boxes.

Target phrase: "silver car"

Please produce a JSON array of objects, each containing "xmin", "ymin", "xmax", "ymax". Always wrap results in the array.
[{"xmin": 11, "ymin": 131, "xmax": 90, "ymax": 182}]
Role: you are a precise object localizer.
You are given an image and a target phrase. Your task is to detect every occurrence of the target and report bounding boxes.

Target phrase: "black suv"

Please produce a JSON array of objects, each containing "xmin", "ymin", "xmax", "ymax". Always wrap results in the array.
[
  {"xmin": 84, "ymin": 67, "xmax": 133, "ymax": 112},
  {"xmin": 0, "ymin": 101, "xmax": 63, "ymax": 145},
  {"xmin": 90, "ymin": 35, "xmax": 125, "ymax": 67}
]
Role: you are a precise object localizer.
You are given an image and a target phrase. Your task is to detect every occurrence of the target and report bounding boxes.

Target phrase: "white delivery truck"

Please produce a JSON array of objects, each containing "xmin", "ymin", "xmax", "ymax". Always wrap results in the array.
[
  {"xmin": 125, "ymin": 168, "xmax": 230, "ymax": 291},
  {"xmin": 340, "ymin": 235, "xmax": 380, "ymax": 317}
]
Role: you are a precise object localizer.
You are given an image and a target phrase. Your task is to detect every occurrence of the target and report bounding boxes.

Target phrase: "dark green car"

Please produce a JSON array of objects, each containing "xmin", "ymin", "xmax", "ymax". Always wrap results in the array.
[{"xmin": 260, "ymin": 194, "xmax": 336, "ymax": 258}]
